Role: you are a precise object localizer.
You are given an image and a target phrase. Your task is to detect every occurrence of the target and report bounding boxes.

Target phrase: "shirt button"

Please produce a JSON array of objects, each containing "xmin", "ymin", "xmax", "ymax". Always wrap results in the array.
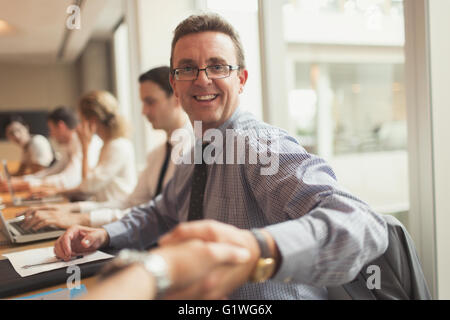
[{"xmin": 284, "ymin": 277, "xmax": 292, "ymax": 283}]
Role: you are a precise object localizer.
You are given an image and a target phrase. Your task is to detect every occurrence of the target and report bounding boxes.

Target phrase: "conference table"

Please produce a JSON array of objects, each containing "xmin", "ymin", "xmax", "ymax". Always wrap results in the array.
[{"xmin": 0, "ymin": 190, "xmax": 100, "ymax": 299}]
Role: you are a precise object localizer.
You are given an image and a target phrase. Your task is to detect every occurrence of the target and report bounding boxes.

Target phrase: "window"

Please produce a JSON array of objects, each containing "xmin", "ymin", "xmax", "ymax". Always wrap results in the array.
[{"xmin": 282, "ymin": 0, "xmax": 409, "ymax": 224}]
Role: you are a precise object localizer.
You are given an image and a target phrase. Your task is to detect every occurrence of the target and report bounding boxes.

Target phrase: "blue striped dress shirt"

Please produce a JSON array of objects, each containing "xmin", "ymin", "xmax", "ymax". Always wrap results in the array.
[{"xmin": 103, "ymin": 107, "xmax": 388, "ymax": 300}]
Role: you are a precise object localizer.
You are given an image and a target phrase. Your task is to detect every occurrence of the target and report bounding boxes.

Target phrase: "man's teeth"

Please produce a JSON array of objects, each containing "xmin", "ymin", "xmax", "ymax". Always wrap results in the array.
[{"xmin": 195, "ymin": 95, "xmax": 216, "ymax": 101}]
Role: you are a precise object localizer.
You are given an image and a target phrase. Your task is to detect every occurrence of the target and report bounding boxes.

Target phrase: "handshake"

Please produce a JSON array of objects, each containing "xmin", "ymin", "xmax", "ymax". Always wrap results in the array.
[{"xmin": 54, "ymin": 220, "xmax": 279, "ymax": 300}]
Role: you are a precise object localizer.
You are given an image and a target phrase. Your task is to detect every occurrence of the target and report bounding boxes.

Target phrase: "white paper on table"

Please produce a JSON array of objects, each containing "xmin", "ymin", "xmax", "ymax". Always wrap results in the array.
[{"xmin": 2, "ymin": 246, "xmax": 113, "ymax": 277}]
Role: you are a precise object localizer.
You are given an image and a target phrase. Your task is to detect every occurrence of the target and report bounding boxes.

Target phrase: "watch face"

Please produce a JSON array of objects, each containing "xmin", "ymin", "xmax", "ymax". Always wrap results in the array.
[
  {"xmin": 143, "ymin": 254, "xmax": 166, "ymax": 274},
  {"xmin": 251, "ymin": 258, "xmax": 276, "ymax": 283}
]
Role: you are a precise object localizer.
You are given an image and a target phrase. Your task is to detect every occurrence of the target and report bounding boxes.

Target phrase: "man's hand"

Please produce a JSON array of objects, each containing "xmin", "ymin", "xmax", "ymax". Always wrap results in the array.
[
  {"xmin": 16, "ymin": 208, "xmax": 89, "ymax": 231},
  {"xmin": 159, "ymin": 220, "xmax": 261, "ymax": 299},
  {"xmin": 154, "ymin": 239, "xmax": 251, "ymax": 296},
  {"xmin": 54, "ymin": 225, "xmax": 109, "ymax": 261},
  {"xmin": 28, "ymin": 186, "xmax": 58, "ymax": 198},
  {"xmin": 81, "ymin": 239, "xmax": 251, "ymax": 300},
  {"xmin": 28, "ymin": 202, "xmax": 81, "ymax": 213}
]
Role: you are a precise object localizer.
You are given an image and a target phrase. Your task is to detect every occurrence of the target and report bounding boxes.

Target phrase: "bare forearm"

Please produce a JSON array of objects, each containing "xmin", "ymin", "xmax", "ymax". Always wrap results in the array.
[{"xmin": 81, "ymin": 264, "xmax": 156, "ymax": 300}]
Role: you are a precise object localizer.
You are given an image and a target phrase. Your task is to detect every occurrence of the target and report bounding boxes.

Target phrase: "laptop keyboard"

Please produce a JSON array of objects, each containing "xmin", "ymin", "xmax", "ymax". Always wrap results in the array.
[{"xmin": 9, "ymin": 220, "xmax": 58, "ymax": 235}]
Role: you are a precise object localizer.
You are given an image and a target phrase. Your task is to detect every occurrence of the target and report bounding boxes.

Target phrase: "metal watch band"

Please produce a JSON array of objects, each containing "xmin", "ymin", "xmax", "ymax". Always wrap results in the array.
[
  {"xmin": 141, "ymin": 253, "xmax": 171, "ymax": 299},
  {"xmin": 250, "ymin": 228, "xmax": 271, "ymax": 259},
  {"xmin": 100, "ymin": 249, "xmax": 171, "ymax": 299}
]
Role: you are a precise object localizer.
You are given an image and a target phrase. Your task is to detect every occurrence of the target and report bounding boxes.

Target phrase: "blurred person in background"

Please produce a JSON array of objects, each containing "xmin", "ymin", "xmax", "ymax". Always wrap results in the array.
[
  {"xmin": 3, "ymin": 114, "xmax": 54, "ymax": 176},
  {"xmin": 20, "ymin": 67, "xmax": 191, "ymax": 231},
  {"xmin": 54, "ymin": 91, "xmax": 137, "ymax": 206},
  {"xmin": 13, "ymin": 106, "xmax": 102, "ymax": 192}
]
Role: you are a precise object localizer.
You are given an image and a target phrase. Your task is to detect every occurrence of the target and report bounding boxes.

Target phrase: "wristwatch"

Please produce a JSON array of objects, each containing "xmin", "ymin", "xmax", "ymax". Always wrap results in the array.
[
  {"xmin": 99, "ymin": 249, "xmax": 171, "ymax": 299},
  {"xmin": 249, "ymin": 229, "xmax": 276, "ymax": 283}
]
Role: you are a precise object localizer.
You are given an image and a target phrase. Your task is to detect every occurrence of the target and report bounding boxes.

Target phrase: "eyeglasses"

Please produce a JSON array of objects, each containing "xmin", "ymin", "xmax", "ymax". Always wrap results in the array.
[{"xmin": 172, "ymin": 65, "xmax": 240, "ymax": 81}]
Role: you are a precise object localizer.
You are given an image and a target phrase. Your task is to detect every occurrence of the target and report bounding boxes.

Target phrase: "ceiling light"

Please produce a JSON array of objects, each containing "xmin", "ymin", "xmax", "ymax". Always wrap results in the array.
[{"xmin": 0, "ymin": 19, "xmax": 13, "ymax": 34}]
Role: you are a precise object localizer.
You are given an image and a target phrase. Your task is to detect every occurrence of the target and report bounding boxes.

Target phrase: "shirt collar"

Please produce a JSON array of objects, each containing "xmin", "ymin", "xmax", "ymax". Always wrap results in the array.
[{"xmin": 193, "ymin": 106, "xmax": 243, "ymax": 146}]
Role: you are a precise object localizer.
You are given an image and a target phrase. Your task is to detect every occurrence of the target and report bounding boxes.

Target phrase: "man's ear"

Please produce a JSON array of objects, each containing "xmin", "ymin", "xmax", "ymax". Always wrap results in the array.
[
  {"xmin": 238, "ymin": 69, "xmax": 248, "ymax": 94},
  {"xmin": 169, "ymin": 74, "xmax": 179, "ymax": 98}
]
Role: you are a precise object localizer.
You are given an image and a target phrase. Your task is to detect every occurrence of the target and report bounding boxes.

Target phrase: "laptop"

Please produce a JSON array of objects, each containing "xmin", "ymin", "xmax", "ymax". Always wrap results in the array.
[
  {"xmin": 2, "ymin": 160, "xmax": 64, "ymax": 206},
  {"xmin": 0, "ymin": 207, "xmax": 64, "ymax": 244}
]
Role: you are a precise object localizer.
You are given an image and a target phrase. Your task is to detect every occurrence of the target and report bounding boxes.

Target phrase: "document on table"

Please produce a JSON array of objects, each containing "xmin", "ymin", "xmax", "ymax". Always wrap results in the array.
[{"xmin": 2, "ymin": 246, "xmax": 113, "ymax": 277}]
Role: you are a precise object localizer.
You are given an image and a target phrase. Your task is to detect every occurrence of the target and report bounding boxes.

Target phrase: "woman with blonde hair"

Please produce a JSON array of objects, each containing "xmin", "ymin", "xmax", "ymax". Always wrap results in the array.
[{"xmin": 41, "ymin": 91, "xmax": 137, "ymax": 217}]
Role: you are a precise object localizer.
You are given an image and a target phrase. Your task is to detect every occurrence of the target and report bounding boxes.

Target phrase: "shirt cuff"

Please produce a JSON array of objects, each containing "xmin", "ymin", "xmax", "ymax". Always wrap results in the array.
[
  {"xmin": 264, "ymin": 220, "xmax": 318, "ymax": 284},
  {"xmin": 103, "ymin": 221, "xmax": 132, "ymax": 249}
]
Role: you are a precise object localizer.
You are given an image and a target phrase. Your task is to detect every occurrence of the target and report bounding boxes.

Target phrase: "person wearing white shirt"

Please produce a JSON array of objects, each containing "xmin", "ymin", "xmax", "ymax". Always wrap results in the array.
[
  {"xmin": 24, "ymin": 90, "xmax": 138, "ymax": 212},
  {"xmin": 23, "ymin": 106, "xmax": 102, "ymax": 190},
  {"xmin": 20, "ymin": 68, "xmax": 189, "ymax": 230},
  {"xmin": 3, "ymin": 115, "xmax": 55, "ymax": 176},
  {"xmin": 72, "ymin": 90, "xmax": 137, "ymax": 202}
]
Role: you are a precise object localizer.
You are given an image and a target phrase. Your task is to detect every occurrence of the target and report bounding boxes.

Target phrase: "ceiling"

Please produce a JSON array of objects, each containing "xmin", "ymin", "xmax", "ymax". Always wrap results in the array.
[{"xmin": 0, "ymin": 0, "xmax": 124, "ymax": 64}]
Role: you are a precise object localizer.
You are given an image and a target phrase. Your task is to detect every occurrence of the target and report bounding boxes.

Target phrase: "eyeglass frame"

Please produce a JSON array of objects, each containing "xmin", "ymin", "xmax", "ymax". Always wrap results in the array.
[{"xmin": 171, "ymin": 65, "xmax": 241, "ymax": 81}]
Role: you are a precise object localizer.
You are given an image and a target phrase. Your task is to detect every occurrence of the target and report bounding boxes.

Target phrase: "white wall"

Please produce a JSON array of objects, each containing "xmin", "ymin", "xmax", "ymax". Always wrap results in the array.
[{"xmin": 0, "ymin": 62, "xmax": 79, "ymax": 161}]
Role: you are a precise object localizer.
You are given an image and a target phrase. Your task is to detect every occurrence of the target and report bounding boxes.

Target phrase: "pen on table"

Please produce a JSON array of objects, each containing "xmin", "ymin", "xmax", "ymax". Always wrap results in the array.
[{"xmin": 21, "ymin": 255, "xmax": 84, "ymax": 269}]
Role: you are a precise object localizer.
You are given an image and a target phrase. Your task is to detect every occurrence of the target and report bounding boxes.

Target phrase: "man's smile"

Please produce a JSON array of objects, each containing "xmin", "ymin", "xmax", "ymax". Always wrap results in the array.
[{"xmin": 194, "ymin": 94, "xmax": 219, "ymax": 102}]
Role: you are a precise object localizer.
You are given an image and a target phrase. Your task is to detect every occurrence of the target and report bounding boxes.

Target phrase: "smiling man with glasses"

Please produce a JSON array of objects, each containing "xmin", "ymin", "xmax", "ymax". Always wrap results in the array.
[
  {"xmin": 169, "ymin": 29, "xmax": 248, "ymax": 134},
  {"xmin": 54, "ymin": 13, "xmax": 388, "ymax": 300}
]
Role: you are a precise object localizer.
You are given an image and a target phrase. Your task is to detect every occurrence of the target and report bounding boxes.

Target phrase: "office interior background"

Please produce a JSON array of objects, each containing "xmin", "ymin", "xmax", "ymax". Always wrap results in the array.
[{"xmin": 0, "ymin": 0, "xmax": 448, "ymax": 299}]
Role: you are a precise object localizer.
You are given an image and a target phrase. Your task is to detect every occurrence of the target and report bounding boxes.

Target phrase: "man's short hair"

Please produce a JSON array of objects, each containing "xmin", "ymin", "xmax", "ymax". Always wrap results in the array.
[
  {"xmin": 47, "ymin": 106, "xmax": 78, "ymax": 129},
  {"xmin": 170, "ymin": 13, "xmax": 246, "ymax": 71},
  {"xmin": 139, "ymin": 66, "xmax": 173, "ymax": 96}
]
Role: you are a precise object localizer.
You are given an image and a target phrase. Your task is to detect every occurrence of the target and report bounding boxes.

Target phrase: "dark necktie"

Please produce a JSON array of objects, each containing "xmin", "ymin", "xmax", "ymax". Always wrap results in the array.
[
  {"xmin": 187, "ymin": 143, "xmax": 208, "ymax": 221},
  {"xmin": 155, "ymin": 142, "xmax": 172, "ymax": 196}
]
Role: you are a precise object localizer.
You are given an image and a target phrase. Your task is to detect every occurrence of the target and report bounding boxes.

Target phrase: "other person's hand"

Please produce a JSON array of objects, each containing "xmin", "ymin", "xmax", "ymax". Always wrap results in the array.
[
  {"xmin": 159, "ymin": 220, "xmax": 261, "ymax": 299},
  {"xmin": 76, "ymin": 119, "xmax": 95, "ymax": 148},
  {"xmin": 16, "ymin": 208, "xmax": 89, "ymax": 231},
  {"xmin": 54, "ymin": 225, "xmax": 109, "ymax": 261}
]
